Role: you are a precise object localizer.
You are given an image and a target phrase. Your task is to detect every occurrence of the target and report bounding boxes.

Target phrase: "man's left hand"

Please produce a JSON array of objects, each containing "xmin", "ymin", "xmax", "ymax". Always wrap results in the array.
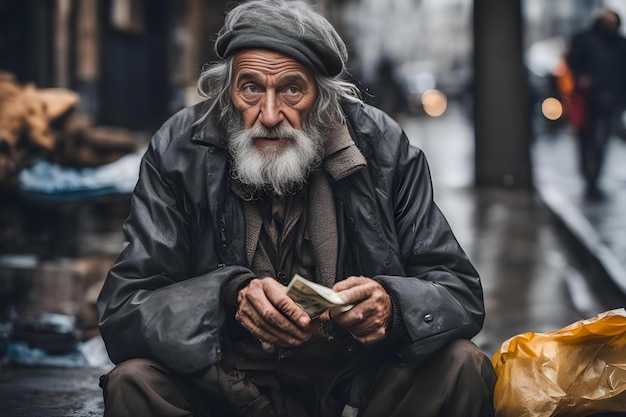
[{"xmin": 324, "ymin": 276, "xmax": 392, "ymax": 345}]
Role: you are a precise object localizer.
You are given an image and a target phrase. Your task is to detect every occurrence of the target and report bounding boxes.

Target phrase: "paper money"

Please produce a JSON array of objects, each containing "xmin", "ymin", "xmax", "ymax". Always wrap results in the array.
[{"xmin": 286, "ymin": 274, "xmax": 353, "ymax": 319}]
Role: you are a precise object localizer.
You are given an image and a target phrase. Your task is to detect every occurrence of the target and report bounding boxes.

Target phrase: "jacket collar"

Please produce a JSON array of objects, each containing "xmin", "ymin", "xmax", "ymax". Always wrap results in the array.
[
  {"xmin": 188, "ymin": 102, "xmax": 227, "ymax": 148},
  {"xmin": 323, "ymin": 123, "xmax": 367, "ymax": 181}
]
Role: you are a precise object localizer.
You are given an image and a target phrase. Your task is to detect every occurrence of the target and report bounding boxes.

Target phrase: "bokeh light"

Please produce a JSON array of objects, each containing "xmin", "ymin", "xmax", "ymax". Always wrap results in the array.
[
  {"xmin": 421, "ymin": 89, "xmax": 447, "ymax": 117},
  {"xmin": 541, "ymin": 97, "xmax": 563, "ymax": 120}
]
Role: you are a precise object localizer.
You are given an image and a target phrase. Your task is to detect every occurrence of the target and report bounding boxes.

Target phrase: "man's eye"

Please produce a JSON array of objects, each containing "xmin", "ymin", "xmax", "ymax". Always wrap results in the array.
[
  {"xmin": 240, "ymin": 84, "xmax": 263, "ymax": 101},
  {"xmin": 284, "ymin": 86, "xmax": 301, "ymax": 96},
  {"xmin": 282, "ymin": 86, "xmax": 303, "ymax": 103},
  {"xmin": 241, "ymin": 84, "xmax": 262, "ymax": 95}
]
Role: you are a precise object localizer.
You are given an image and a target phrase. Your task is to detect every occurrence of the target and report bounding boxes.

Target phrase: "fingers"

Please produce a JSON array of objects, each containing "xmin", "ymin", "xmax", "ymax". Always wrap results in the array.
[
  {"xmin": 339, "ymin": 297, "xmax": 390, "ymax": 344},
  {"xmin": 331, "ymin": 276, "xmax": 383, "ymax": 306},
  {"xmin": 266, "ymin": 281, "xmax": 311, "ymax": 328},
  {"xmin": 331, "ymin": 275, "xmax": 366, "ymax": 293},
  {"xmin": 331, "ymin": 276, "xmax": 392, "ymax": 345},
  {"xmin": 236, "ymin": 278, "xmax": 314, "ymax": 346}
]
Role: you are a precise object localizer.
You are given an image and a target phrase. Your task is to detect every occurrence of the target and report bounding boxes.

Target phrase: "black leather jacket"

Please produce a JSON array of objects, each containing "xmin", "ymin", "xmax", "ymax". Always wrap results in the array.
[{"xmin": 97, "ymin": 100, "xmax": 485, "ymax": 373}]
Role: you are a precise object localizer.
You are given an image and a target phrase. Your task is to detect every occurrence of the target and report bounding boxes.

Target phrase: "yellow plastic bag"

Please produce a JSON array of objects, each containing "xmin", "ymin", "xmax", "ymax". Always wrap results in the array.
[{"xmin": 492, "ymin": 308, "xmax": 626, "ymax": 417}]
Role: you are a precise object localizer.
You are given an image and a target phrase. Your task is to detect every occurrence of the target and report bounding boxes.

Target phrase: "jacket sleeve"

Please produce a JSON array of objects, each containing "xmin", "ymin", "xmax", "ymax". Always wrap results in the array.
[
  {"xmin": 97, "ymin": 131, "xmax": 252, "ymax": 374},
  {"xmin": 373, "ymin": 118, "xmax": 484, "ymax": 363}
]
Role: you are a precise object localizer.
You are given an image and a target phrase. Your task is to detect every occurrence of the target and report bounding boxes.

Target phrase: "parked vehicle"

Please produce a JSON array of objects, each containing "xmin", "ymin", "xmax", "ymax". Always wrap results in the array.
[{"xmin": 396, "ymin": 60, "xmax": 448, "ymax": 117}]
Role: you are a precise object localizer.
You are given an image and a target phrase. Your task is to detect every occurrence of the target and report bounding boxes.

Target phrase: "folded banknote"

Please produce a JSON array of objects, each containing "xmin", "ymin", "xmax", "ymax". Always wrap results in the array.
[{"xmin": 286, "ymin": 274, "xmax": 354, "ymax": 319}]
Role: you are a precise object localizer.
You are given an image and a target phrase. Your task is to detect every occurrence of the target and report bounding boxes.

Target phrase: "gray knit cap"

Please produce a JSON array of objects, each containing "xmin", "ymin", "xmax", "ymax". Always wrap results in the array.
[{"xmin": 215, "ymin": 1, "xmax": 346, "ymax": 77}]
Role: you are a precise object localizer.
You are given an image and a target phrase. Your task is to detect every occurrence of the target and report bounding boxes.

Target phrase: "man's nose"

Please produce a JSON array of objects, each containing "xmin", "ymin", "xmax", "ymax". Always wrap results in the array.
[{"xmin": 259, "ymin": 91, "xmax": 284, "ymax": 128}]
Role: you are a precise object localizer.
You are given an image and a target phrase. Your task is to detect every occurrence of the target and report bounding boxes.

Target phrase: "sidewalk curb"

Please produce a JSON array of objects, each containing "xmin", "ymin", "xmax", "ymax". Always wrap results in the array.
[{"xmin": 537, "ymin": 185, "xmax": 626, "ymax": 296}]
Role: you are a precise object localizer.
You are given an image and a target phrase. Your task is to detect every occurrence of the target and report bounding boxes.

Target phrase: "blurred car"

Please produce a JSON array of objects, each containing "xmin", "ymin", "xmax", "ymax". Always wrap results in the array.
[
  {"xmin": 396, "ymin": 60, "xmax": 448, "ymax": 117},
  {"xmin": 525, "ymin": 37, "xmax": 569, "ymax": 129}
]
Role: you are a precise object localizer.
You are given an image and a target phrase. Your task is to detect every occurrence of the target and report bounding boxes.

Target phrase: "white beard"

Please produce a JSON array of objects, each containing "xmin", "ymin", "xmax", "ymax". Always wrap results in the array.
[{"xmin": 227, "ymin": 121, "xmax": 325, "ymax": 196}]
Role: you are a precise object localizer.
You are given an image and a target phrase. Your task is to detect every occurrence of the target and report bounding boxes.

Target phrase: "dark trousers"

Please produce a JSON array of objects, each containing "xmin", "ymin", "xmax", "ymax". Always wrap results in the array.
[
  {"xmin": 100, "ymin": 339, "xmax": 496, "ymax": 417},
  {"xmin": 577, "ymin": 98, "xmax": 620, "ymax": 194}
]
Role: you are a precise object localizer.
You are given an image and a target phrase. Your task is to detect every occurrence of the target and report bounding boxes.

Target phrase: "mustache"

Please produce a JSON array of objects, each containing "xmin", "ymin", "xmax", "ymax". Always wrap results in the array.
[
  {"xmin": 224, "ymin": 111, "xmax": 327, "ymax": 196},
  {"xmin": 245, "ymin": 123, "xmax": 300, "ymax": 140}
]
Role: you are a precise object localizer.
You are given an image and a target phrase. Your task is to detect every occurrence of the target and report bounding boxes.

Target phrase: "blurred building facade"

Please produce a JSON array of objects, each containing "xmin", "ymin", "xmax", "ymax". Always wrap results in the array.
[
  {"xmin": 0, "ymin": 0, "xmax": 232, "ymax": 132},
  {"xmin": 339, "ymin": 0, "xmax": 472, "ymax": 99}
]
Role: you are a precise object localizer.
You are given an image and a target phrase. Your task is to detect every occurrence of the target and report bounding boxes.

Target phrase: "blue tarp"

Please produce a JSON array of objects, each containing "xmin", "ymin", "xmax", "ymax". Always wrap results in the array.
[{"xmin": 18, "ymin": 152, "xmax": 143, "ymax": 196}]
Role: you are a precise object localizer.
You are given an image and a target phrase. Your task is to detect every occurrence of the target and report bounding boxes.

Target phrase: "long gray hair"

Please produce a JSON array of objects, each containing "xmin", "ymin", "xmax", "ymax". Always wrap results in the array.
[{"xmin": 196, "ymin": 0, "xmax": 361, "ymax": 127}]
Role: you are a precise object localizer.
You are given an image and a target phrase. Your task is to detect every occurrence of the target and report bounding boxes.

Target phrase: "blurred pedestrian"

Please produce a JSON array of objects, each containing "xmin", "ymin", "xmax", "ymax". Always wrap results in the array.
[
  {"xmin": 566, "ymin": 9, "xmax": 626, "ymax": 200},
  {"xmin": 96, "ymin": 1, "xmax": 495, "ymax": 416}
]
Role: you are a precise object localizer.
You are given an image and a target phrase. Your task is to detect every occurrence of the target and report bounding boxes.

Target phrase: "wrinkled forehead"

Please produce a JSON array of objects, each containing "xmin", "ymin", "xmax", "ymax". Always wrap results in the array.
[{"xmin": 231, "ymin": 49, "xmax": 316, "ymax": 80}]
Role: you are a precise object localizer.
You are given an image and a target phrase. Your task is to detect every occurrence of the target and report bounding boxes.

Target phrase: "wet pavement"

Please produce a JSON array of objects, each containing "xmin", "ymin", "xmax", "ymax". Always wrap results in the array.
[
  {"xmin": 532, "ymin": 123, "xmax": 626, "ymax": 295},
  {"xmin": 0, "ymin": 368, "xmax": 105, "ymax": 417},
  {"xmin": 2, "ymin": 103, "xmax": 626, "ymax": 416}
]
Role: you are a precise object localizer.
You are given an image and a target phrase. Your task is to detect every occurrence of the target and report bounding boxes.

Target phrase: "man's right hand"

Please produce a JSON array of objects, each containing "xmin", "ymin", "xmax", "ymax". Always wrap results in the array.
[{"xmin": 235, "ymin": 278, "xmax": 318, "ymax": 347}]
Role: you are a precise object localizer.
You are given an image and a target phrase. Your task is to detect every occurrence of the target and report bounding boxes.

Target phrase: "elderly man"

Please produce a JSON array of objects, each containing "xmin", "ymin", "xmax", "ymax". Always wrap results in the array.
[{"xmin": 97, "ymin": 1, "xmax": 496, "ymax": 416}]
